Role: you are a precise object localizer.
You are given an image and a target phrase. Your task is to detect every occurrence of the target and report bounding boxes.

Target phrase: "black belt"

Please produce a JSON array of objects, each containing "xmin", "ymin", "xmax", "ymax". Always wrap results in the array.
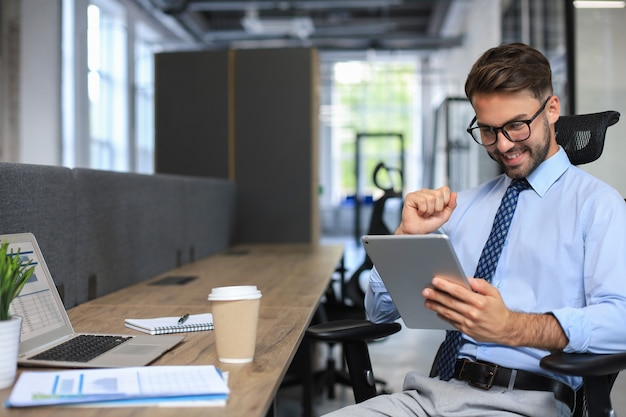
[{"xmin": 453, "ymin": 359, "xmax": 575, "ymax": 411}]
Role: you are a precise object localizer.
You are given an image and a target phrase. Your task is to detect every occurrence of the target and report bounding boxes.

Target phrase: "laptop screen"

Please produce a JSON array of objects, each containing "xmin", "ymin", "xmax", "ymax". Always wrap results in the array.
[{"xmin": 5, "ymin": 235, "xmax": 74, "ymax": 352}]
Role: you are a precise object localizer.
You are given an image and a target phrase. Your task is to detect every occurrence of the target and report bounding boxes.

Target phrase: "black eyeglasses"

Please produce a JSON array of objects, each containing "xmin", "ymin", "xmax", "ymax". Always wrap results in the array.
[{"xmin": 466, "ymin": 96, "xmax": 551, "ymax": 147}]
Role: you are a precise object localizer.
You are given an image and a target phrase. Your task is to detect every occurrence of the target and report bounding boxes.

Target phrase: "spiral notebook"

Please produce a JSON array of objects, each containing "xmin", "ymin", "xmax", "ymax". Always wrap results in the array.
[{"xmin": 125, "ymin": 313, "xmax": 214, "ymax": 335}]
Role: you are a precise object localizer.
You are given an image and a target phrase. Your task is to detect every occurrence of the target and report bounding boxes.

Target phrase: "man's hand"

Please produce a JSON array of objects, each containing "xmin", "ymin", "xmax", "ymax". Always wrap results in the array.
[
  {"xmin": 395, "ymin": 187, "xmax": 457, "ymax": 235},
  {"xmin": 422, "ymin": 276, "xmax": 568, "ymax": 351}
]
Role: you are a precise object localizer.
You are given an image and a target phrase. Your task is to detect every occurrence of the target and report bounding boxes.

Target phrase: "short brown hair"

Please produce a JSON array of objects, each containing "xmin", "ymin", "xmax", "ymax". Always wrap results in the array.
[{"xmin": 464, "ymin": 43, "xmax": 553, "ymax": 102}]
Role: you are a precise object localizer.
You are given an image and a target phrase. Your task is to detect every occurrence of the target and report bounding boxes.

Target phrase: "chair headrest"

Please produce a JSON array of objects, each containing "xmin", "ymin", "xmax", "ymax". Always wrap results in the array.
[{"xmin": 555, "ymin": 110, "xmax": 620, "ymax": 165}]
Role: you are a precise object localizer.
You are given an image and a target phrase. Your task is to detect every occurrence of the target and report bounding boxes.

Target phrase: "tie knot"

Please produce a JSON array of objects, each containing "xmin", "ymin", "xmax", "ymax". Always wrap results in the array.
[{"xmin": 509, "ymin": 178, "xmax": 530, "ymax": 193}]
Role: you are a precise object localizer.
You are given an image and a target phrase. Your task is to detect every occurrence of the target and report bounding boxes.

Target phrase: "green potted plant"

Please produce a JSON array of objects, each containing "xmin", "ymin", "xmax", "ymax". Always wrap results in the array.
[{"xmin": 0, "ymin": 241, "xmax": 35, "ymax": 389}]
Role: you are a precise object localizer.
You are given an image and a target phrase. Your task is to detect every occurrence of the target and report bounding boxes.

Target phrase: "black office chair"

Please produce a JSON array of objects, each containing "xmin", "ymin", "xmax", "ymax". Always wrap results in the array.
[
  {"xmin": 308, "ymin": 110, "xmax": 623, "ymax": 417},
  {"xmin": 303, "ymin": 163, "xmax": 403, "ymax": 411},
  {"xmin": 336, "ymin": 162, "xmax": 404, "ymax": 312}
]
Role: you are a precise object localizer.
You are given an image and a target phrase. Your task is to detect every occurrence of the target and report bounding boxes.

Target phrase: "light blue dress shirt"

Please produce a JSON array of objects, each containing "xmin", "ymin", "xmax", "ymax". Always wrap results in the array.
[{"xmin": 365, "ymin": 147, "xmax": 626, "ymax": 390}]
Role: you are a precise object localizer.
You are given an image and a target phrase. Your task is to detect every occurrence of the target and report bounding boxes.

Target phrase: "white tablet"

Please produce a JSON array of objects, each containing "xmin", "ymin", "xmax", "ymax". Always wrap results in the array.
[{"xmin": 362, "ymin": 234, "xmax": 470, "ymax": 330}]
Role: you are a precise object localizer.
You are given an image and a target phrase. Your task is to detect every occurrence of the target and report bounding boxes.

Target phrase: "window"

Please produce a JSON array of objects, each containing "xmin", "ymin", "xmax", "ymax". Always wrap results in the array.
[
  {"xmin": 320, "ymin": 55, "xmax": 421, "ymax": 206},
  {"xmin": 62, "ymin": 0, "xmax": 174, "ymax": 173},
  {"xmin": 318, "ymin": 53, "xmax": 422, "ymax": 237},
  {"xmin": 133, "ymin": 24, "xmax": 156, "ymax": 174},
  {"xmin": 87, "ymin": 2, "xmax": 128, "ymax": 171}
]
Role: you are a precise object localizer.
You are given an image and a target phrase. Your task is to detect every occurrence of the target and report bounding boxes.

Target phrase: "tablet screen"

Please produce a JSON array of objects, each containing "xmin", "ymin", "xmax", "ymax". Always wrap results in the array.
[{"xmin": 362, "ymin": 234, "xmax": 469, "ymax": 330}]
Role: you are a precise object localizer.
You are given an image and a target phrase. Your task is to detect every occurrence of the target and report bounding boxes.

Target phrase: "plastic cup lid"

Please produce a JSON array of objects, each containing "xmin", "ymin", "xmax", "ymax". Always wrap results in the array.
[{"xmin": 208, "ymin": 285, "xmax": 262, "ymax": 301}]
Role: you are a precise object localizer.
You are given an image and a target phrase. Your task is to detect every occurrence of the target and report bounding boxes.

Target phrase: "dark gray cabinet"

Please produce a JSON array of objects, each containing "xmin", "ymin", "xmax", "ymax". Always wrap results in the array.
[{"xmin": 155, "ymin": 48, "xmax": 319, "ymax": 244}]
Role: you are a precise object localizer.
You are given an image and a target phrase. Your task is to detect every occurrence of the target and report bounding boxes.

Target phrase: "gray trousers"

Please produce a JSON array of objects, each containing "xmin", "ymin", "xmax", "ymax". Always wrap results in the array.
[{"xmin": 323, "ymin": 372, "xmax": 572, "ymax": 417}]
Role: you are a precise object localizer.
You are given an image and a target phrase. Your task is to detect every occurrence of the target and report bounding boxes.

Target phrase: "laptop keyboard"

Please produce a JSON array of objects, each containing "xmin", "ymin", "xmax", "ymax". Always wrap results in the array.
[{"xmin": 30, "ymin": 335, "xmax": 133, "ymax": 363}]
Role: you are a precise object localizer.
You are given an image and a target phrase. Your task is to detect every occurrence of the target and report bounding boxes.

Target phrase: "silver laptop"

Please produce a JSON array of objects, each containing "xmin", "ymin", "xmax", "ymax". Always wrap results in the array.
[{"xmin": 3, "ymin": 233, "xmax": 183, "ymax": 368}]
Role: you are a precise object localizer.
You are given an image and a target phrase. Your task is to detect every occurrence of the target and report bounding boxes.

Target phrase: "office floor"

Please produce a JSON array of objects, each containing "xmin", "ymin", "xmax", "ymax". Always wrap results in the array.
[{"xmin": 276, "ymin": 237, "xmax": 626, "ymax": 417}]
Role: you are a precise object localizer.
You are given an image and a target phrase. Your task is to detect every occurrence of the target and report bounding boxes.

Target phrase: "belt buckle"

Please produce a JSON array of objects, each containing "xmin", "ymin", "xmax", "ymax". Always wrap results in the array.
[{"xmin": 460, "ymin": 360, "xmax": 499, "ymax": 390}]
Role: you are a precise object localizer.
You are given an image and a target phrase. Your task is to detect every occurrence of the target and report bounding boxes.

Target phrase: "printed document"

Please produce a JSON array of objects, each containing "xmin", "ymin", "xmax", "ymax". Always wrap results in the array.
[{"xmin": 6, "ymin": 365, "xmax": 229, "ymax": 408}]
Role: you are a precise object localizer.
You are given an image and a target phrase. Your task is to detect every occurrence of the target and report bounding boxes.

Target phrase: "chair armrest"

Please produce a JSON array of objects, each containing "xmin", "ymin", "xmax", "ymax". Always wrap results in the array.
[
  {"xmin": 540, "ymin": 351, "xmax": 626, "ymax": 376},
  {"xmin": 306, "ymin": 319, "xmax": 401, "ymax": 342}
]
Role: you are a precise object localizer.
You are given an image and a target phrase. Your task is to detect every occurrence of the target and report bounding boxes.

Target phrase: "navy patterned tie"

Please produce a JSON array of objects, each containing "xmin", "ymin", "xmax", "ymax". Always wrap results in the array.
[{"xmin": 437, "ymin": 178, "xmax": 530, "ymax": 381}]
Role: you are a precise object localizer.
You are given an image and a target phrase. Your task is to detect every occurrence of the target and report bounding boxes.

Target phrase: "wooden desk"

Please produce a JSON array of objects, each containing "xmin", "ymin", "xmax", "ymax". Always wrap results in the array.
[
  {"xmin": 89, "ymin": 244, "xmax": 341, "ymax": 309},
  {"xmin": 0, "ymin": 243, "xmax": 343, "ymax": 417}
]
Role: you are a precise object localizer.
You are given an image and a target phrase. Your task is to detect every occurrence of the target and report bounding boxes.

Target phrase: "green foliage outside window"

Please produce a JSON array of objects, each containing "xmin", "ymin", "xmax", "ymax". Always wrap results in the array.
[{"xmin": 333, "ymin": 61, "xmax": 416, "ymax": 201}]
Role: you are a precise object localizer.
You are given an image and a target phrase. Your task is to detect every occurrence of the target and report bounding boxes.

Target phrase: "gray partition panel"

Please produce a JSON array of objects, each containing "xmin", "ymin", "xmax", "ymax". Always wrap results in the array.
[
  {"xmin": 155, "ymin": 49, "xmax": 231, "ymax": 179},
  {"xmin": 234, "ymin": 48, "xmax": 318, "ymax": 243},
  {"xmin": 182, "ymin": 176, "xmax": 236, "ymax": 262},
  {"xmin": 74, "ymin": 169, "xmax": 186, "ymax": 299},
  {"xmin": 0, "ymin": 163, "xmax": 78, "ymax": 307}
]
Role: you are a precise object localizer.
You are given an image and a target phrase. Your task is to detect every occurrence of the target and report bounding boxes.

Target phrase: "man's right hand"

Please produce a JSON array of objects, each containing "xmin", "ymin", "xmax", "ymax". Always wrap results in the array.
[{"xmin": 395, "ymin": 186, "xmax": 457, "ymax": 235}]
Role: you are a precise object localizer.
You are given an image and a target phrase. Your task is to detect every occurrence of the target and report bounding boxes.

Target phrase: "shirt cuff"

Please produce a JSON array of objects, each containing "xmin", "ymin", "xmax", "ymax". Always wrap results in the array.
[{"xmin": 551, "ymin": 307, "xmax": 591, "ymax": 352}]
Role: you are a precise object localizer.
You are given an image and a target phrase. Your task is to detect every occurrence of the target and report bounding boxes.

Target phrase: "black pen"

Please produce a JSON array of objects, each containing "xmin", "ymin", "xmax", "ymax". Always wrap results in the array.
[{"xmin": 177, "ymin": 313, "xmax": 190, "ymax": 325}]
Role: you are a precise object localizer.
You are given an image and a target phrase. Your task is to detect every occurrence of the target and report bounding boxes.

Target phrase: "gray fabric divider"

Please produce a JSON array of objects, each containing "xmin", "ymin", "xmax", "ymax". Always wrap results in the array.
[
  {"xmin": 73, "ymin": 168, "xmax": 187, "ymax": 300},
  {"xmin": 0, "ymin": 162, "xmax": 78, "ymax": 308},
  {"xmin": 0, "ymin": 163, "xmax": 237, "ymax": 306},
  {"xmin": 182, "ymin": 176, "xmax": 237, "ymax": 262}
]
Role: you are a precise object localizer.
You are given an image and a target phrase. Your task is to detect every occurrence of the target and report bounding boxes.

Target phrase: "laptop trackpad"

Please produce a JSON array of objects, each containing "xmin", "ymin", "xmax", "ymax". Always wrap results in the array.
[{"xmin": 114, "ymin": 344, "xmax": 162, "ymax": 355}]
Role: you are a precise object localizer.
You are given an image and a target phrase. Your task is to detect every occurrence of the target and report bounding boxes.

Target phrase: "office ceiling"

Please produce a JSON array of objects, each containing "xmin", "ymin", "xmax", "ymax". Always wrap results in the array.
[{"xmin": 139, "ymin": 0, "xmax": 468, "ymax": 51}]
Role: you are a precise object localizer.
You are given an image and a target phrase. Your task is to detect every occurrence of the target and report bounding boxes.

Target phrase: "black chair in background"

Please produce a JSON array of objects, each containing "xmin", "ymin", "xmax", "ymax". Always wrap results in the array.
[
  {"xmin": 303, "ymin": 162, "xmax": 403, "ymax": 415},
  {"xmin": 308, "ymin": 110, "xmax": 624, "ymax": 417},
  {"xmin": 331, "ymin": 162, "xmax": 404, "ymax": 313}
]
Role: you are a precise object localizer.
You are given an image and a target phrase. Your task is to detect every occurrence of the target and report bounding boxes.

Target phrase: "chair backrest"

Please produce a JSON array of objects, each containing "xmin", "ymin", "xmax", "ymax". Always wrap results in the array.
[
  {"xmin": 367, "ymin": 162, "xmax": 403, "ymax": 235},
  {"xmin": 555, "ymin": 110, "xmax": 620, "ymax": 166}
]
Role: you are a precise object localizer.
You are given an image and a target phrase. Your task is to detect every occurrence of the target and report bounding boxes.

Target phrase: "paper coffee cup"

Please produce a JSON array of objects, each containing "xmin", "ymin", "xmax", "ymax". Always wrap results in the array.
[{"xmin": 208, "ymin": 285, "xmax": 262, "ymax": 363}]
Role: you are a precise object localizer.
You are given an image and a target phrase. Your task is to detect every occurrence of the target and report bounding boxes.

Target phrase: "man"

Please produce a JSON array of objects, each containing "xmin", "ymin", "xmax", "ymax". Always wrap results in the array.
[{"xmin": 326, "ymin": 43, "xmax": 626, "ymax": 417}]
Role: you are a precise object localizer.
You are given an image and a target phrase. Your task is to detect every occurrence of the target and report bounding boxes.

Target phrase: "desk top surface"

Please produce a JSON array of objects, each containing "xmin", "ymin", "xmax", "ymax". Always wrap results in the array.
[
  {"xmin": 0, "ymin": 243, "xmax": 344, "ymax": 417},
  {"xmin": 90, "ymin": 243, "xmax": 342, "ymax": 308}
]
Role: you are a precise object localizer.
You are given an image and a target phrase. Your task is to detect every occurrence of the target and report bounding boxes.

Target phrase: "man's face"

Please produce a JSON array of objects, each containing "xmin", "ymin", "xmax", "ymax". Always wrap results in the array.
[{"xmin": 471, "ymin": 93, "xmax": 560, "ymax": 179}]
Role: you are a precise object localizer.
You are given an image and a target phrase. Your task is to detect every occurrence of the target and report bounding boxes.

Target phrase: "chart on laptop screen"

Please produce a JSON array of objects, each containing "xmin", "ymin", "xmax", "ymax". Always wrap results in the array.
[{"xmin": 7, "ymin": 241, "xmax": 68, "ymax": 340}]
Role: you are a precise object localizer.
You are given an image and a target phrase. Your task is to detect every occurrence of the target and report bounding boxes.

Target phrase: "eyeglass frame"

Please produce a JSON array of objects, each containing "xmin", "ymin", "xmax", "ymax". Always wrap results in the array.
[{"xmin": 466, "ymin": 96, "xmax": 552, "ymax": 147}]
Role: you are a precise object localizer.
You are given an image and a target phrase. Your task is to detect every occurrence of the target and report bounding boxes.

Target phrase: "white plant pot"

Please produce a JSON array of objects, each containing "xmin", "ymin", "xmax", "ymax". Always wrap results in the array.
[{"xmin": 0, "ymin": 315, "xmax": 22, "ymax": 389}]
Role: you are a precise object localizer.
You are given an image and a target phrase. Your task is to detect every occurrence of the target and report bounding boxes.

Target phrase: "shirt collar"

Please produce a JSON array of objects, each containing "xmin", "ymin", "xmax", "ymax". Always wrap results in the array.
[{"xmin": 524, "ymin": 146, "xmax": 570, "ymax": 197}]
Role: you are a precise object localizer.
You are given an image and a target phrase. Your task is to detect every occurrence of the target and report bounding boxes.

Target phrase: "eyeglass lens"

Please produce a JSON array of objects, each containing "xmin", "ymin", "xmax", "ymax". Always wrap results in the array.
[{"xmin": 475, "ymin": 122, "xmax": 530, "ymax": 144}]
